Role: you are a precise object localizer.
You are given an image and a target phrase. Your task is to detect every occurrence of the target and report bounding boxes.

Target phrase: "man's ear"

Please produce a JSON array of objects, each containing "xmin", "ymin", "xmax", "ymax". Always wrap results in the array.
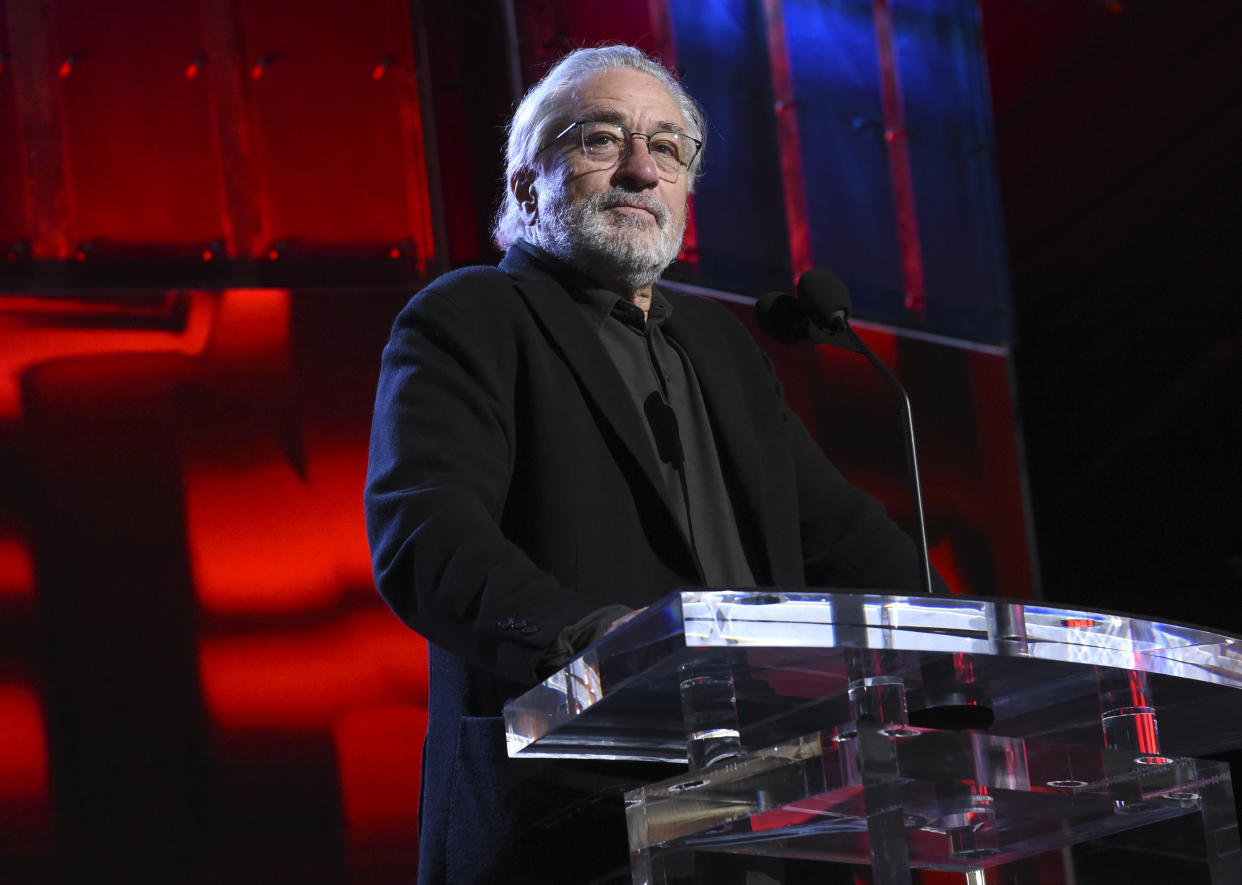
[{"xmin": 511, "ymin": 168, "xmax": 538, "ymax": 224}]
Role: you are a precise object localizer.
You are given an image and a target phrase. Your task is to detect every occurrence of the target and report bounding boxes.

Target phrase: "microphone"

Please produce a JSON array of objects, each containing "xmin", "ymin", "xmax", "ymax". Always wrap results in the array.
[
  {"xmin": 754, "ymin": 291, "xmax": 811, "ymax": 345},
  {"xmin": 755, "ymin": 284, "xmax": 862, "ymax": 354},
  {"xmin": 643, "ymin": 392, "xmax": 684, "ymax": 469},
  {"xmin": 796, "ymin": 268, "xmax": 850, "ymax": 334},
  {"xmin": 756, "ymin": 270, "xmax": 935, "ymax": 597}
]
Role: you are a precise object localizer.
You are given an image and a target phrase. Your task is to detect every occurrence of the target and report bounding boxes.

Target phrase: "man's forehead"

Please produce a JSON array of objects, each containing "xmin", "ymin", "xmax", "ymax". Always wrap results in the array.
[
  {"xmin": 574, "ymin": 104, "xmax": 687, "ymax": 134},
  {"xmin": 561, "ymin": 69, "xmax": 685, "ymax": 130}
]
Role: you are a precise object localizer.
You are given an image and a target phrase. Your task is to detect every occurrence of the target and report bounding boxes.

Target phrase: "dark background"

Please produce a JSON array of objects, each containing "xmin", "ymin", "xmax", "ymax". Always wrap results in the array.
[{"xmin": 985, "ymin": 0, "xmax": 1241, "ymax": 627}]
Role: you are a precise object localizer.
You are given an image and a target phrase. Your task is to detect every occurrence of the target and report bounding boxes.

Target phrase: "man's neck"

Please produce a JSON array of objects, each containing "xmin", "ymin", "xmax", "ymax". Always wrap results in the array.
[
  {"xmin": 516, "ymin": 239, "xmax": 657, "ymax": 319},
  {"xmin": 621, "ymin": 286, "xmax": 653, "ymax": 320}
]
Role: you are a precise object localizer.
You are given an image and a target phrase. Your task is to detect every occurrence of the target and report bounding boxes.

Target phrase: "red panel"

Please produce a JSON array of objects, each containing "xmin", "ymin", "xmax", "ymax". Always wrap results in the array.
[
  {"xmin": 2, "ymin": 0, "xmax": 436, "ymax": 267},
  {"xmin": 175, "ymin": 289, "xmax": 382, "ymax": 614},
  {"xmin": 762, "ymin": 0, "xmax": 813, "ymax": 278},
  {"xmin": 335, "ymin": 704, "xmax": 425, "ymax": 873},
  {"xmin": 0, "ymin": 530, "xmax": 34, "ymax": 600},
  {"xmin": 3, "ymin": 0, "xmax": 73, "ymax": 259},
  {"xmin": 185, "ymin": 440, "xmax": 374, "ymax": 615},
  {"xmin": 872, "ymin": 0, "xmax": 925, "ymax": 315},
  {"xmin": 519, "ymin": 0, "xmax": 671, "ymax": 71},
  {"xmin": 51, "ymin": 0, "xmax": 223, "ymax": 249},
  {"xmin": 0, "ymin": 5, "xmax": 30, "ymax": 249},
  {"xmin": 0, "ymin": 683, "xmax": 53, "ymax": 866},
  {"xmin": 0, "ymin": 683, "xmax": 48, "ymax": 803},
  {"xmin": 240, "ymin": 0, "xmax": 433, "ymax": 262},
  {"xmin": 198, "ymin": 609, "xmax": 427, "ymax": 731},
  {"xmin": 928, "ymin": 535, "xmax": 968, "ymax": 596},
  {"xmin": 2, "ymin": 287, "xmax": 431, "ymax": 878},
  {"xmin": 0, "ymin": 292, "xmax": 214, "ymax": 420}
]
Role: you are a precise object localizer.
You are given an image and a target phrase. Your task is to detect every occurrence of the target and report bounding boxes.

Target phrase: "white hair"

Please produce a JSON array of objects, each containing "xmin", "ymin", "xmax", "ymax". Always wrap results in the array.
[{"xmin": 492, "ymin": 45, "xmax": 705, "ymax": 250}]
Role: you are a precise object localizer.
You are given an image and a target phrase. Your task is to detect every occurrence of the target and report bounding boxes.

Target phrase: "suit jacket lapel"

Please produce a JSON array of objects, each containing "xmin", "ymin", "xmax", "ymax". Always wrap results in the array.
[{"xmin": 502, "ymin": 249, "xmax": 686, "ymax": 535}]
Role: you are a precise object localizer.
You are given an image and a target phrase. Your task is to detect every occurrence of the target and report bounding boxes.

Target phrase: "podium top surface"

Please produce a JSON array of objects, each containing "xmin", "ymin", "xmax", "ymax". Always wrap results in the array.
[{"xmin": 504, "ymin": 590, "xmax": 1242, "ymax": 763}]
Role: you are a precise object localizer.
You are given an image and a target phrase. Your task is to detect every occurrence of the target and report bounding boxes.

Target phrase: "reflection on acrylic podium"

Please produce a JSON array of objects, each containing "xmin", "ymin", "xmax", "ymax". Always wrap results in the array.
[{"xmin": 504, "ymin": 591, "xmax": 1242, "ymax": 884}]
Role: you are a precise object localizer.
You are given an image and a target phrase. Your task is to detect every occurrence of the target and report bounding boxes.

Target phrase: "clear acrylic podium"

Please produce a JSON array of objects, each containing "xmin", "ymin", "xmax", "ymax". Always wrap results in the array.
[{"xmin": 503, "ymin": 590, "xmax": 1242, "ymax": 883}]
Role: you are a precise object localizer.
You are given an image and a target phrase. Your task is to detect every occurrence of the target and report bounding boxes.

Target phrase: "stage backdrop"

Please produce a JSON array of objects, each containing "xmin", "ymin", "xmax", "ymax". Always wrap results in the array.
[{"xmin": 0, "ymin": 0, "xmax": 1036, "ymax": 880}]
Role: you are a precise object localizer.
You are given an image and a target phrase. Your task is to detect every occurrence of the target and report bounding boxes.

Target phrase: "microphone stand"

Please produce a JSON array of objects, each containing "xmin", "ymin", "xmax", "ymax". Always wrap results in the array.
[{"xmin": 806, "ymin": 319, "xmax": 934, "ymax": 597}]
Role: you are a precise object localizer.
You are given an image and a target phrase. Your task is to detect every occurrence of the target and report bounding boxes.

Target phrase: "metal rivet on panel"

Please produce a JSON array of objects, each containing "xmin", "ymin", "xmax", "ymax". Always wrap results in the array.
[
  {"xmin": 251, "ymin": 54, "xmax": 276, "ymax": 80},
  {"xmin": 371, "ymin": 55, "xmax": 395, "ymax": 81},
  {"xmin": 186, "ymin": 54, "xmax": 206, "ymax": 80}
]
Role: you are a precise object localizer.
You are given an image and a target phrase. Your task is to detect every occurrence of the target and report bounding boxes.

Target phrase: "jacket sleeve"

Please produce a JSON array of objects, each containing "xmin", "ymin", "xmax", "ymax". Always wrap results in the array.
[{"xmin": 363, "ymin": 274, "xmax": 603, "ymax": 684}]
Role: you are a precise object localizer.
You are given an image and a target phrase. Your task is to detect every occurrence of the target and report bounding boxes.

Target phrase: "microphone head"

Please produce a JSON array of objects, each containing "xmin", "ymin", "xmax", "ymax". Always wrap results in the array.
[
  {"xmin": 797, "ymin": 268, "xmax": 852, "ymax": 332},
  {"xmin": 755, "ymin": 291, "xmax": 811, "ymax": 344}
]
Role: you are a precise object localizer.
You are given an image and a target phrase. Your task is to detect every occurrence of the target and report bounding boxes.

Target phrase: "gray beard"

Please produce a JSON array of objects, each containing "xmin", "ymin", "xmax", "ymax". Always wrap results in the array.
[{"xmin": 532, "ymin": 183, "xmax": 686, "ymax": 293}]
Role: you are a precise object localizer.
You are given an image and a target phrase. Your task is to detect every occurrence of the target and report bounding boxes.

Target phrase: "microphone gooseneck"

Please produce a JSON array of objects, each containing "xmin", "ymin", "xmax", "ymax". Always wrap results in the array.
[{"xmin": 757, "ymin": 270, "xmax": 935, "ymax": 597}]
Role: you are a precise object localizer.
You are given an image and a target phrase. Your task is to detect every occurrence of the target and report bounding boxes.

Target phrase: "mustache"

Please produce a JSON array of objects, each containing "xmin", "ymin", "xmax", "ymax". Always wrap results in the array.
[{"xmin": 593, "ymin": 190, "xmax": 669, "ymax": 227}]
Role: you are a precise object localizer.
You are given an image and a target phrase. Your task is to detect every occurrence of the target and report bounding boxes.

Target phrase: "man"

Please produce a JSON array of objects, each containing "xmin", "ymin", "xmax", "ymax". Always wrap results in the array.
[{"xmin": 365, "ymin": 45, "xmax": 935, "ymax": 883}]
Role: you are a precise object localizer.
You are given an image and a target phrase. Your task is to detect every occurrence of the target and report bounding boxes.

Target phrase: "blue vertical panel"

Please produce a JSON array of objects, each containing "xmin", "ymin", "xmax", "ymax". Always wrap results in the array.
[
  {"xmin": 670, "ymin": 0, "xmax": 1013, "ymax": 342},
  {"xmin": 785, "ymin": 0, "xmax": 1012, "ymax": 342},
  {"xmin": 667, "ymin": 0, "xmax": 793, "ymax": 295},
  {"xmin": 891, "ymin": 0, "xmax": 1012, "ymax": 343},
  {"xmin": 785, "ymin": 0, "xmax": 907, "ymax": 323}
]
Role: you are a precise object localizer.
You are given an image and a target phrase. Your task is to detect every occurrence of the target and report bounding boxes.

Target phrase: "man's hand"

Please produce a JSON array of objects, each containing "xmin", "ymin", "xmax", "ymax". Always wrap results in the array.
[{"xmin": 603, "ymin": 607, "xmax": 644, "ymax": 636}]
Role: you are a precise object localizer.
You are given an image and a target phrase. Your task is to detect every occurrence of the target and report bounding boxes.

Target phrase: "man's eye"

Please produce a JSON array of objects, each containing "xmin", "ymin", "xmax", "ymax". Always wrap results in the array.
[
  {"xmin": 650, "ymin": 139, "xmax": 681, "ymax": 160},
  {"xmin": 583, "ymin": 131, "xmax": 622, "ymax": 149},
  {"xmin": 648, "ymin": 136, "xmax": 686, "ymax": 162}
]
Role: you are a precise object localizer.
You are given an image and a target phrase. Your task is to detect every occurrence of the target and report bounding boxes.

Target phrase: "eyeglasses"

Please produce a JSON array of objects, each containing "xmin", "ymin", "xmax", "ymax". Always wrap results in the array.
[{"xmin": 539, "ymin": 120, "xmax": 702, "ymax": 182}]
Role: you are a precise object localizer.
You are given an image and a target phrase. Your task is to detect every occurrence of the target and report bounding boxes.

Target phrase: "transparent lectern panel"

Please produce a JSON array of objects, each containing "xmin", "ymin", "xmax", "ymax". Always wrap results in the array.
[
  {"xmin": 506, "ymin": 590, "xmax": 1242, "ymax": 763},
  {"xmin": 626, "ymin": 725, "xmax": 1234, "ymax": 876},
  {"xmin": 506, "ymin": 591, "xmax": 1242, "ymax": 883}
]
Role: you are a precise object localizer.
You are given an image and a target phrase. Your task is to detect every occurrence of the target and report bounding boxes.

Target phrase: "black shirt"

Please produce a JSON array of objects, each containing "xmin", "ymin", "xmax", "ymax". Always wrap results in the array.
[
  {"xmin": 510, "ymin": 242, "xmax": 758, "ymax": 675},
  {"xmin": 514, "ymin": 241, "xmax": 755, "ymax": 588}
]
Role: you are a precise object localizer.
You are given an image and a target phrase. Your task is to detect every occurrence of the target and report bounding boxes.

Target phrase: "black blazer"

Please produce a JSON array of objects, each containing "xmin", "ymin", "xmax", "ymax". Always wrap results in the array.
[{"xmin": 364, "ymin": 244, "xmax": 931, "ymax": 882}]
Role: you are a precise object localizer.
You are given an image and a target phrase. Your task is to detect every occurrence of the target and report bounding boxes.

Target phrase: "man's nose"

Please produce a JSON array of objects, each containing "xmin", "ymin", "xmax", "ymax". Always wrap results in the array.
[{"xmin": 613, "ymin": 135, "xmax": 661, "ymax": 188}]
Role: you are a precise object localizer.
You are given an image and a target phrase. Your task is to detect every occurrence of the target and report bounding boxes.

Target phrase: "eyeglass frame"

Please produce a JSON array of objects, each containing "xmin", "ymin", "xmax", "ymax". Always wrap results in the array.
[{"xmin": 535, "ymin": 119, "xmax": 703, "ymax": 182}]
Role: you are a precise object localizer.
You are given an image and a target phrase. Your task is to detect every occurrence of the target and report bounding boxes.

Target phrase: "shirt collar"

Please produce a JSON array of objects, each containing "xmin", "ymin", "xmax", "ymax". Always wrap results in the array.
[{"xmin": 509, "ymin": 239, "xmax": 674, "ymax": 330}]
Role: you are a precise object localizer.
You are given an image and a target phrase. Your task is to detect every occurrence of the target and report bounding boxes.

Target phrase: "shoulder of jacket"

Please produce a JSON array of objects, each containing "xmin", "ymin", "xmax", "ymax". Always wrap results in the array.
[
  {"xmin": 397, "ymin": 265, "xmax": 523, "ymax": 321},
  {"xmin": 665, "ymin": 287, "xmax": 755, "ymax": 336},
  {"xmin": 423, "ymin": 264, "xmax": 516, "ymax": 301}
]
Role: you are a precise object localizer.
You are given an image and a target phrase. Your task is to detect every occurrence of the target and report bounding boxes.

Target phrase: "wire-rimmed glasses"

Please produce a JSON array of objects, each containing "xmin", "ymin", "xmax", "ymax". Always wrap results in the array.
[{"xmin": 539, "ymin": 120, "xmax": 702, "ymax": 183}]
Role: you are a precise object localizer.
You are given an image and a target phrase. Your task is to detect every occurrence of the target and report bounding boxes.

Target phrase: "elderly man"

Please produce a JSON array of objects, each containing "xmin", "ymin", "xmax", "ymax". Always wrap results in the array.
[{"xmin": 365, "ymin": 45, "xmax": 934, "ymax": 883}]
